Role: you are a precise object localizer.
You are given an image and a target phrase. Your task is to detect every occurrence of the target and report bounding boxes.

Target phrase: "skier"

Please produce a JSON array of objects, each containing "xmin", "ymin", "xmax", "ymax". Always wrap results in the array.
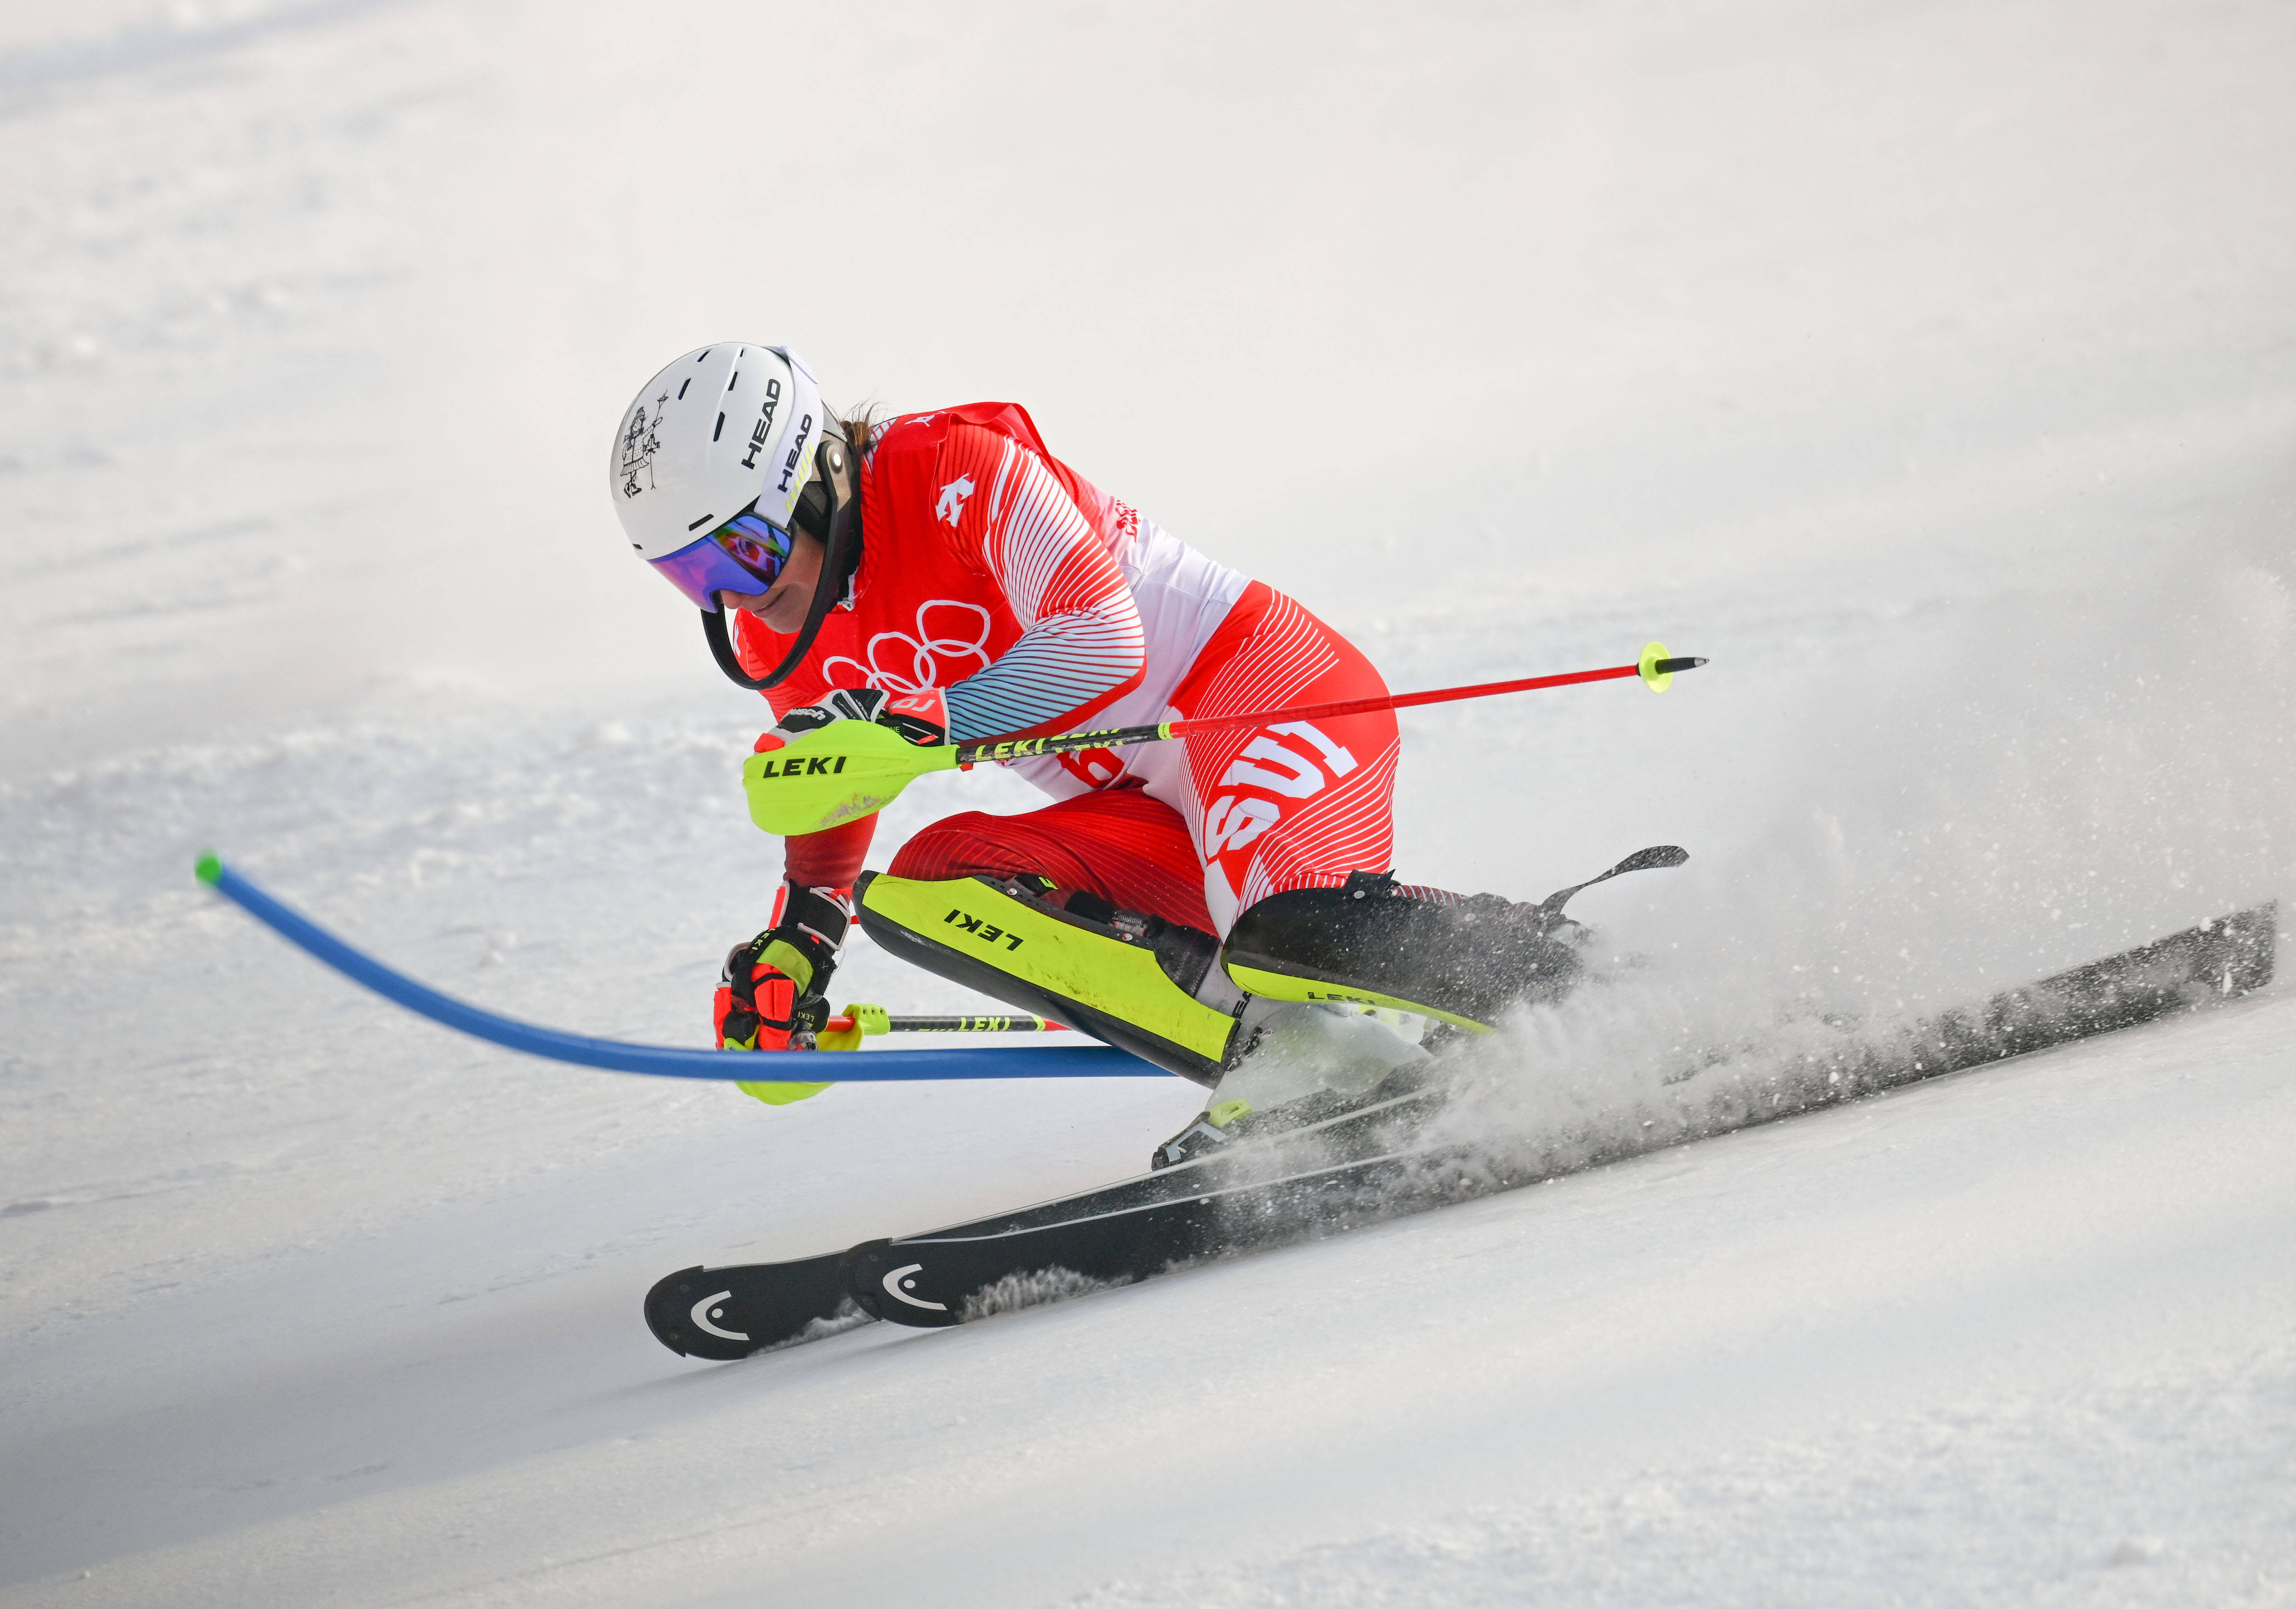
[{"xmin": 610, "ymin": 344, "xmax": 1581, "ymax": 1162}]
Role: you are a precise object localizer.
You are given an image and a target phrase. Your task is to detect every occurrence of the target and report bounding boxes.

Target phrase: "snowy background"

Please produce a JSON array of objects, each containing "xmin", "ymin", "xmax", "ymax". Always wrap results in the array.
[{"xmin": 4, "ymin": 0, "xmax": 2294, "ymax": 1603}]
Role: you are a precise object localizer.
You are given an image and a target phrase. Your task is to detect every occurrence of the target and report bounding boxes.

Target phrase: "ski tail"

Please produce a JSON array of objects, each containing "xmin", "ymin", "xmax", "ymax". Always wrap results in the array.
[{"xmin": 644, "ymin": 1254, "xmax": 862, "ymax": 1359}]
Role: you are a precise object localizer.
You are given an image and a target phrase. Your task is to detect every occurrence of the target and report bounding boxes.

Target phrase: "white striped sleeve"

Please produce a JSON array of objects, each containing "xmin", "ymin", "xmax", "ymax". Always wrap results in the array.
[{"xmin": 943, "ymin": 436, "xmax": 1146, "ymax": 741}]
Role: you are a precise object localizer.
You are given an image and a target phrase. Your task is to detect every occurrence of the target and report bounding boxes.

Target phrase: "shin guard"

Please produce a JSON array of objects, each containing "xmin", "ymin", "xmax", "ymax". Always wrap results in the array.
[{"xmin": 854, "ymin": 872, "xmax": 1246, "ymax": 1085}]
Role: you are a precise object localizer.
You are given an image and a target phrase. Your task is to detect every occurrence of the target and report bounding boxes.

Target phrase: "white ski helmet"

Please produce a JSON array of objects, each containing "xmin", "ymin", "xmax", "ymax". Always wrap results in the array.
[{"xmin": 609, "ymin": 343, "xmax": 826, "ymax": 609}]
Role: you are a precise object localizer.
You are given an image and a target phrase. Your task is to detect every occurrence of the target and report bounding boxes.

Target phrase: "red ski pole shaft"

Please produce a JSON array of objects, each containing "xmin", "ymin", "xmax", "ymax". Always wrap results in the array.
[
  {"xmin": 1169, "ymin": 662, "xmax": 1639, "ymax": 740},
  {"xmin": 951, "ymin": 651, "xmax": 1706, "ymax": 766}
]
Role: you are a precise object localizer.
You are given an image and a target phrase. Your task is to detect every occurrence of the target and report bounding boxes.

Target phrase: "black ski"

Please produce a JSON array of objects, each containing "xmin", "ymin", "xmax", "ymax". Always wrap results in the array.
[
  {"xmin": 648, "ymin": 903, "xmax": 2276, "ymax": 1356},
  {"xmin": 843, "ymin": 1139, "xmax": 1469, "ymax": 1328},
  {"xmin": 643, "ymin": 1077, "xmax": 1453, "ymax": 1356}
]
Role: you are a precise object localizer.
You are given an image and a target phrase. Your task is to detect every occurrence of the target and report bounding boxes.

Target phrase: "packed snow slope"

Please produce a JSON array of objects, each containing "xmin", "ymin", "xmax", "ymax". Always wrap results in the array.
[{"xmin": 4, "ymin": 0, "xmax": 2295, "ymax": 1604}]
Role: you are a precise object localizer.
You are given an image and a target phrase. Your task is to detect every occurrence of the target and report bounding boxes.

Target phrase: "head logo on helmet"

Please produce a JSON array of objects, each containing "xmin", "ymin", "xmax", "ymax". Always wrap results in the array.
[{"xmin": 738, "ymin": 378, "xmax": 784, "ymax": 471}]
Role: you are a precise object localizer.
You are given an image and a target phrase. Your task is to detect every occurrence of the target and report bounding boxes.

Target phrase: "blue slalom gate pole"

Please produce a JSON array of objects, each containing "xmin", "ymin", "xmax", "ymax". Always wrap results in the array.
[{"xmin": 196, "ymin": 855, "xmax": 1164, "ymax": 1082}]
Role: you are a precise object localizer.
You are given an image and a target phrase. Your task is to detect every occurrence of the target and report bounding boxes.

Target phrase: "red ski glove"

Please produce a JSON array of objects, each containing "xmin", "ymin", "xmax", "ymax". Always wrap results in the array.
[
  {"xmin": 713, "ymin": 943, "xmax": 821, "ymax": 1053},
  {"xmin": 715, "ymin": 881, "xmax": 860, "ymax": 1104}
]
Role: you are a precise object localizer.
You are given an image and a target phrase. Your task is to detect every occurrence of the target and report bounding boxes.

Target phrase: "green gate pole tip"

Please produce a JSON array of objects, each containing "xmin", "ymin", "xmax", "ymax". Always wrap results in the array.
[{"xmin": 196, "ymin": 851, "xmax": 222, "ymax": 886}]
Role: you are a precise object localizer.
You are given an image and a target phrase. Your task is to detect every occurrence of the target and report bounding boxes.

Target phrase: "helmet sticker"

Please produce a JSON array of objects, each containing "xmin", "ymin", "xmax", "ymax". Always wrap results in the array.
[{"xmin": 619, "ymin": 395, "xmax": 664, "ymax": 501}]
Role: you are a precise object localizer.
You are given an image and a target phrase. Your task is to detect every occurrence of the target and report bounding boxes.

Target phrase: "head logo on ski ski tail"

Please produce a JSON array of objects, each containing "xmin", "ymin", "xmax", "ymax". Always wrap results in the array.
[
  {"xmin": 881, "ymin": 1264, "xmax": 947, "ymax": 1312},
  {"xmin": 688, "ymin": 1292, "xmax": 747, "ymax": 1342}
]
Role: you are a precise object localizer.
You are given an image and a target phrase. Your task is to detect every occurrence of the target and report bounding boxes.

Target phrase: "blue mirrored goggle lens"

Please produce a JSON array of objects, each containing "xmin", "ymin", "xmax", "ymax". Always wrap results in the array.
[
  {"xmin": 718, "ymin": 513, "xmax": 792, "ymax": 581},
  {"xmin": 648, "ymin": 514, "xmax": 794, "ymax": 610}
]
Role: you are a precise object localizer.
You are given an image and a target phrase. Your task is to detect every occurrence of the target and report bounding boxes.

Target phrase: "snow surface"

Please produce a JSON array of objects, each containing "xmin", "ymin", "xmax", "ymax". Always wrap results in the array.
[{"xmin": 4, "ymin": 0, "xmax": 2295, "ymax": 1603}]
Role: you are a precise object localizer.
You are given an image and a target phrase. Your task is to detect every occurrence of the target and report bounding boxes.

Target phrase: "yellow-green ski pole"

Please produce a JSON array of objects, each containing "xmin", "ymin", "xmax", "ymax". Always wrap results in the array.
[{"xmin": 824, "ymin": 1006, "xmax": 1068, "ymax": 1035}]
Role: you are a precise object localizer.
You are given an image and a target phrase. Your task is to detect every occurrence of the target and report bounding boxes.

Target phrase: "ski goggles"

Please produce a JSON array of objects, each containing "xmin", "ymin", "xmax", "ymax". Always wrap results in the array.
[{"xmin": 648, "ymin": 510, "xmax": 795, "ymax": 611}]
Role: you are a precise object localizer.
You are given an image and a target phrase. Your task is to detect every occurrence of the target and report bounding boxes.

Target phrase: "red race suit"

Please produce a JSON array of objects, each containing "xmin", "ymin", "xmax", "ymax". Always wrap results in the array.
[{"xmin": 732, "ymin": 402, "xmax": 1397, "ymax": 937}]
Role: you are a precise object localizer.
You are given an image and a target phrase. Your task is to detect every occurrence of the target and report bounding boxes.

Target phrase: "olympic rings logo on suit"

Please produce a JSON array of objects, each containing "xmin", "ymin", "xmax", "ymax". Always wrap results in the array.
[{"xmin": 821, "ymin": 601, "xmax": 995, "ymax": 693}]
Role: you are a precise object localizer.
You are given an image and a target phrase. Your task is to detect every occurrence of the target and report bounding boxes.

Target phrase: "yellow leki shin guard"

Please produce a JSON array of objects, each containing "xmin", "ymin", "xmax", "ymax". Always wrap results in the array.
[{"xmin": 853, "ymin": 872, "xmax": 1246, "ymax": 1085}]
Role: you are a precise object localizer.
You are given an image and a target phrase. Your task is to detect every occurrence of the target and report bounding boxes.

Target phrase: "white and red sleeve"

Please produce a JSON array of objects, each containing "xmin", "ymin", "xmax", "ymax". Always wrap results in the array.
[{"xmin": 938, "ymin": 425, "xmax": 1146, "ymax": 741}]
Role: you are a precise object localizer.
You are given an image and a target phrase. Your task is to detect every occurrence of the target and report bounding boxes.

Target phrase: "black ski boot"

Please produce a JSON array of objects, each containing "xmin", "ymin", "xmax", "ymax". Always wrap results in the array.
[{"xmin": 1221, "ymin": 847, "xmax": 1688, "ymax": 1031}]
